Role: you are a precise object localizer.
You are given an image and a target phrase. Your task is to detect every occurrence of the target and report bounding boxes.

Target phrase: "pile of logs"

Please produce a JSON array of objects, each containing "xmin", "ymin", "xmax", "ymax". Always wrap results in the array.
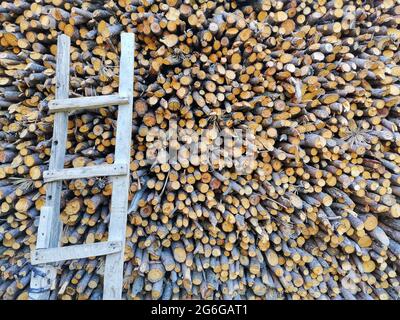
[{"xmin": 1, "ymin": 0, "xmax": 400, "ymax": 300}]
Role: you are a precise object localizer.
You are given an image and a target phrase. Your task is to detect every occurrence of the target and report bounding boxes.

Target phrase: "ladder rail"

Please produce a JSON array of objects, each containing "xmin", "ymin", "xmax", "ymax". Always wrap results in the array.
[
  {"xmin": 43, "ymin": 163, "xmax": 128, "ymax": 183},
  {"xmin": 31, "ymin": 241, "xmax": 122, "ymax": 265},
  {"xmin": 29, "ymin": 34, "xmax": 71, "ymax": 300},
  {"xmin": 103, "ymin": 33, "xmax": 135, "ymax": 300}
]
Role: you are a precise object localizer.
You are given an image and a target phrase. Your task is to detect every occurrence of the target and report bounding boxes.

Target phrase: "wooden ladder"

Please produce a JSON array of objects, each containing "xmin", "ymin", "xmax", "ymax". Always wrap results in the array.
[{"xmin": 29, "ymin": 33, "xmax": 135, "ymax": 300}]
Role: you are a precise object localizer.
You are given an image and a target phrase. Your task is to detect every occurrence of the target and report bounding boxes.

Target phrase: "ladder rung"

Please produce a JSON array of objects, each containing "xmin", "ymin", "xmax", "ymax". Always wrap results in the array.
[
  {"xmin": 48, "ymin": 95, "xmax": 129, "ymax": 113},
  {"xmin": 43, "ymin": 163, "xmax": 128, "ymax": 182},
  {"xmin": 31, "ymin": 241, "xmax": 122, "ymax": 265}
]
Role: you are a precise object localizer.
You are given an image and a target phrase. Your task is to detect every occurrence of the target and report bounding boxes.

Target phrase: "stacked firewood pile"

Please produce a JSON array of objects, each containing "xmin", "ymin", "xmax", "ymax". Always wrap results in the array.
[{"xmin": 1, "ymin": 0, "xmax": 400, "ymax": 300}]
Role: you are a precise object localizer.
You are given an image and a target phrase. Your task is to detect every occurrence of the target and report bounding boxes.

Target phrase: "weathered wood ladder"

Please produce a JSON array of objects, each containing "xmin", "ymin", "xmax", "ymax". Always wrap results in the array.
[{"xmin": 29, "ymin": 33, "xmax": 134, "ymax": 300}]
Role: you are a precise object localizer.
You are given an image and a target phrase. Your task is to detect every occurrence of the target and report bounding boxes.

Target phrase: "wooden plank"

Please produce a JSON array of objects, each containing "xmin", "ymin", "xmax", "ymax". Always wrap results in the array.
[
  {"xmin": 103, "ymin": 33, "xmax": 135, "ymax": 300},
  {"xmin": 31, "ymin": 241, "xmax": 122, "ymax": 265},
  {"xmin": 43, "ymin": 163, "xmax": 128, "ymax": 182},
  {"xmin": 48, "ymin": 95, "xmax": 129, "ymax": 113},
  {"xmin": 35, "ymin": 207, "xmax": 55, "ymax": 249},
  {"xmin": 29, "ymin": 34, "xmax": 70, "ymax": 300}
]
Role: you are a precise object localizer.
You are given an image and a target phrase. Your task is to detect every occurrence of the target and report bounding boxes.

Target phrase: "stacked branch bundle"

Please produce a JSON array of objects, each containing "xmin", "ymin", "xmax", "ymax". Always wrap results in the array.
[{"xmin": 1, "ymin": 0, "xmax": 400, "ymax": 300}]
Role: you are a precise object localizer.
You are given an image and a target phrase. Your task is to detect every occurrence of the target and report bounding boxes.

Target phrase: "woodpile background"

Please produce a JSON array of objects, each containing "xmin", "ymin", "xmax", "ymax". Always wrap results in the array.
[{"xmin": 1, "ymin": 0, "xmax": 400, "ymax": 300}]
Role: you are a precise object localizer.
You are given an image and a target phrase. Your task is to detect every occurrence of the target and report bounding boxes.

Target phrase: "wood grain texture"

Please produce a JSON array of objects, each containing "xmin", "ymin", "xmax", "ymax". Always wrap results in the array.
[
  {"xmin": 29, "ymin": 34, "xmax": 70, "ymax": 301},
  {"xmin": 43, "ymin": 164, "xmax": 128, "ymax": 182},
  {"xmin": 103, "ymin": 32, "xmax": 135, "ymax": 300}
]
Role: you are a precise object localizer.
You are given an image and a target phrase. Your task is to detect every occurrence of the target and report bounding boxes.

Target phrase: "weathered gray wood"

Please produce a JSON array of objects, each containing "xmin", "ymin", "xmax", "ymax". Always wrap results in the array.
[
  {"xmin": 49, "ymin": 95, "xmax": 128, "ymax": 113},
  {"xmin": 29, "ymin": 32, "xmax": 135, "ymax": 301},
  {"xmin": 43, "ymin": 163, "xmax": 128, "ymax": 182},
  {"xmin": 29, "ymin": 34, "xmax": 70, "ymax": 300},
  {"xmin": 31, "ymin": 241, "xmax": 122, "ymax": 265},
  {"xmin": 103, "ymin": 33, "xmax": 134, "ymax": 300},
  {"xmin": 35, "ymin": 207, "xmax": 55, "ymax": 251}
]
